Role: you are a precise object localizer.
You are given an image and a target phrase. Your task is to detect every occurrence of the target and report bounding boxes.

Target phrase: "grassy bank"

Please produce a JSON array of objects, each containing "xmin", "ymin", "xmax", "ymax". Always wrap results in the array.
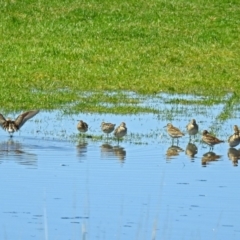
[{"xmin": 0, "ymin": 0, "xmax": 239, "ymax": 113}]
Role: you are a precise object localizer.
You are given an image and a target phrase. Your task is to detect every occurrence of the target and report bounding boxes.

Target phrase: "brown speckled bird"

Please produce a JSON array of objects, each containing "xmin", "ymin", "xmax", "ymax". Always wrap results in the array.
[
  {"xmin": 228, "ymin": 125, "xmax": 240, "ymax": 148},
  {"xmin": 186, "ymin": 119, "xmax": 199, "ymax": 140},
  {"xmin": 0, "ymin": 110, "xmax": 39, "ymax": 137},
  {"xmin": 165, "ymin": 123, "xmax": 185, "ymax": 145},
  {"xmin": 114, "ymin": 122, "xmax": 127, "ymax": 144},
  {"xmin": 101, "ymin": 122, "xmax": 115, "ymax": 139},
  {"xmin": 202, "ymin": 130, "xmax": 224, "ymax": 150},
  {"xmin": 77, "ymin": 120, "xmax": 88, "ymax": 133}
]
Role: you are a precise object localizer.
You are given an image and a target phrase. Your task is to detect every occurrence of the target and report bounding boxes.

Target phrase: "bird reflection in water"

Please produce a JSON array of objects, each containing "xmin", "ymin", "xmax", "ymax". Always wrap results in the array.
[
  {"xmin": 76, "ymin": 142, "xmax": 88, "ymax": 158},
  {"xmin": 101, "ymin": 143, "xmax": 126, "ymax": 163},
  {"xmin": 201, "ymin": 151, "xmax": 221, "ymax": 166},
  {"xmin": 166, "ymin": 145, "xmax": 184, "ymax": 160},
  {"xmin": 228, "ymin": 148, "xmax": 240, "ymax": 166},
  {"xmin": 185, "ymin": 143, "xmax": 198, "ymax": 160},
  {"xmin": 113, "ymin": 146, "xmax": 126, "ymax": 162},
  {"xmin": 0, "ymin": 139, "xmax": 37, "ymax": 167},
  {"xmin": 101, "ymin": 143, "xmax": 114, "ymax": 154}
]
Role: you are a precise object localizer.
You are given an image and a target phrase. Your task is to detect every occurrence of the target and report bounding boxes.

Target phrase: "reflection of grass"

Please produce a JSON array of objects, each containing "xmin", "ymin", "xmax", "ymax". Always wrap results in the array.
[{"xmin": 0, "ymin": 0, "xmax": 239, "ymax": 114}]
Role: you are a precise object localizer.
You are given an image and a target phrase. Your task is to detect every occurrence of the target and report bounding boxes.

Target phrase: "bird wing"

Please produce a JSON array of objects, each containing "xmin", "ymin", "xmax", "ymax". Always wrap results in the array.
[
  {"xmin": 0, "ymin": 114, "xmax": 7, "ymax": 128},
  {"xmin": 213, "ymin": 136, "xmax": 224, "ymax": 143},
  {"xmin": 114, "ymin": 126, "xmax": 120, "ymax": 135},
  {"xmin": 205, "ymin": 134, "xmax": 223, "ymax": 144},
  {"xmin": 169, "ymin": 126, "xmax": 184, "ymax": 136},
  {"xmin": 228, "ymin": 134, "xmax": 233, "ymax": 143},
  {"xmin": 14, "ymin": 110, "xmax": 39, "ymax": 129}
]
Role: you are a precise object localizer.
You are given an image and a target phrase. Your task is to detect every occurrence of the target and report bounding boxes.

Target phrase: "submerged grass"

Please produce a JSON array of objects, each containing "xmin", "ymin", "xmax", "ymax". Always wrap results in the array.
[
  {"xmin": 72, "ymin": 132, "xmax": 149, "ymax": 145},
  {"xmin": 164, "ymin": 97, "xmax": 224, "ymax": 106},
  {"xmin": 0, "ymin": 0, "xmax": 239, "ymax": 114}
]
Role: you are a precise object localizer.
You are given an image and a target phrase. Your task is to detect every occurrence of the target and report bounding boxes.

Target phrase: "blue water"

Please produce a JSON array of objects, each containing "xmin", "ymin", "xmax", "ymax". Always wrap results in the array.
[{"xmin": 0, "ymin": 98, "xmax": 240, "ymax": 240}]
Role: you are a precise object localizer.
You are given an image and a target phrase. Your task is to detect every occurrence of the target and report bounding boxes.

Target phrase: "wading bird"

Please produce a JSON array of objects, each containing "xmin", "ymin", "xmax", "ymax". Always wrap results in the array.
[
  {"xmin": 77, "ymin": 120, "xmax": 88, "ymax": 133},
  {"xmin": 114, "ymin": 122, "xmax": 127, "ymax": 144}
]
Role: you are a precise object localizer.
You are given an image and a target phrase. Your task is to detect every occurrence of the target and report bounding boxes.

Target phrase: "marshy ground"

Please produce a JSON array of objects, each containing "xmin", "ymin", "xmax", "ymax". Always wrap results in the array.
[
  {"xmin": 1, "ymin": 0, "xmax": 239, "ymax": 239},
  {"xmin": 0, "ymin": 95, "xmax": 240, "ymax": 239}
]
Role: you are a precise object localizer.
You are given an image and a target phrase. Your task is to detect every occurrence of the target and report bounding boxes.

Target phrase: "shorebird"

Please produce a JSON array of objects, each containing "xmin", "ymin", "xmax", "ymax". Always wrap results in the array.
[
  {"xmin": 0, "ymin": 110, "xmax": 39, "ymax": 137},
  {"xmin": 186, "ymin": 119, "xmax": 198, "ymax": 140},
  {"xmin": 228, "ymin": 125, "xmax": 240, "ymax": 148},
  {"xmin": 165, "ymin": 123, "xmax": 184, "ymax": 145},
  {"xmin": 101, "ymin": 122, "xmax": 115, "ymax": 139},
  {"xmin": 114, "ymin": 122, "xmax": 127, "ymax": 144},
  {"xmin": 77, "ymin": 120, "xmax": 88, "ymax": 133},
  {"xmin": 202, "ymin": 130, "xmax": 224, "ymax": 150}
]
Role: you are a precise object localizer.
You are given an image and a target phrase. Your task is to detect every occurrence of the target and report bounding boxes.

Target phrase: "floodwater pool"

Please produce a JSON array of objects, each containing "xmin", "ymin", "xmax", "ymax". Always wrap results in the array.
[{"xmin": 0, "ymin": 94, "xmax": 240, "ymax": 240}]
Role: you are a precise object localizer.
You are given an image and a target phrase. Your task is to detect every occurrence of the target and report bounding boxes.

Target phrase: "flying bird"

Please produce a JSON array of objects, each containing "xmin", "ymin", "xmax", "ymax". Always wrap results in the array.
[{"xmin": 0, "ymin": 110, "xmax": 39, "ymax": 137}]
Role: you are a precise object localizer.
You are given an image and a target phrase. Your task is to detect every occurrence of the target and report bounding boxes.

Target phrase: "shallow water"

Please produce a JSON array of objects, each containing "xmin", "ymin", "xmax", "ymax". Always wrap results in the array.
[{"xmin": 0, "ymin": 97, "xmax": 240, "ymax": 240}]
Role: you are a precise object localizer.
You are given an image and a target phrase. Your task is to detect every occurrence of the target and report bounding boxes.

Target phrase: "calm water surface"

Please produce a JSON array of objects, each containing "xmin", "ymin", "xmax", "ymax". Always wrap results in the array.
[{"xmin": 0, "ymin": 98, "xmax": 240, "ymax": 240}]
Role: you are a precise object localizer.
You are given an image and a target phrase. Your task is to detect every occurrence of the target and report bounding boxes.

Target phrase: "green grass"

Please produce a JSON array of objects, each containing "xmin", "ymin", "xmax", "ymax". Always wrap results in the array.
[{"xmin": 0, "ymin": 0, "xmax": 239, "ymax": 113}]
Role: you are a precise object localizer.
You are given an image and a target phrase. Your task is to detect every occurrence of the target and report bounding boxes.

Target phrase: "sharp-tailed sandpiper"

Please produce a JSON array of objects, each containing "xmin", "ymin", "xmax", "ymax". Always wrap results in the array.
[
  {"xmin": 77, "ymin": 120, "xmax": 88, "ymax": 133},
  {"xmin": 165, "ymin": 123, "xmax": 184, "ymax": 144},
  {"xmin": 101, "ymin": 122, "xmax": 115, "ymax": 139},
  {"xmin": 114, "ymin": 122, "xmax": 127, "ymax": 144},
  {"xmin": 202, "ymin": 130, "xmax": 224, "ymax": 150}
]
